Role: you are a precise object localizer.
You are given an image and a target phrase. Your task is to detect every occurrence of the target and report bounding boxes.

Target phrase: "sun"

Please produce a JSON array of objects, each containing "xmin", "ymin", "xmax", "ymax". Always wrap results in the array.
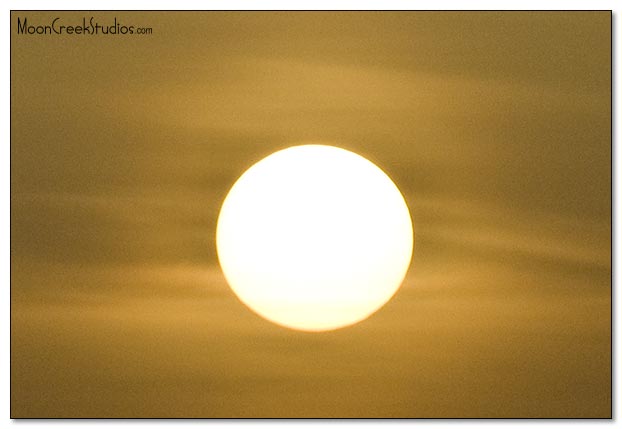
[{"xmin": 216, "ymin": 144, "xmax": 413, "ymax": 332}]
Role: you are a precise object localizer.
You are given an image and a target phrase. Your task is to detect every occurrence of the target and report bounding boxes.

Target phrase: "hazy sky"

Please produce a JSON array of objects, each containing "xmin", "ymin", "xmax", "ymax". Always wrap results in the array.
[{"xmin": 11, "ymin": 11, "xmax": 611, "ymax": 417}]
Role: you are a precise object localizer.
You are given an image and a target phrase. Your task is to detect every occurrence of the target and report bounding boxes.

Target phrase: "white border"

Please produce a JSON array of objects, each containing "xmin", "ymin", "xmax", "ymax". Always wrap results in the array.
[
  {"xmin": 3, "ymin": 2, "xmax": 619, "ymax": 428},
  {"xmin": 2, "ymin": 1, "xmax": 621, "ymax": 11}
]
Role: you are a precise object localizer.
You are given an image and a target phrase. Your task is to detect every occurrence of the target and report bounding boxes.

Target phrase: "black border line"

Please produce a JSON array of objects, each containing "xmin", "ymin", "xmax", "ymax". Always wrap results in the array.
[
  {"xmin": 609, "ymin": 11, "xmax": 616, "ymax": 420},
  {"xmin": 7, "ymin": 10, "xmax": 617, "ymax": 12},
  {"xmin": 8, "ymin": 9, "xmax": 615, "ymax": 421}
]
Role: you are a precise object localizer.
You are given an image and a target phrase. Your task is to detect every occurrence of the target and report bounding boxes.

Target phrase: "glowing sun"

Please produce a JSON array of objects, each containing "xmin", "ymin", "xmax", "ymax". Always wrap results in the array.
[{"xmin": 216, "ymin": 145, "xmax": 413, "ymax": 332}]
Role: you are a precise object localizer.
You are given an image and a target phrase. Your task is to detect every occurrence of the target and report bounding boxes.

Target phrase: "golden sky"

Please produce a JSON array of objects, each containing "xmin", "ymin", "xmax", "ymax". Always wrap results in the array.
[{"xmin": 11, "ymin": 11, "xmax": 611, "ymax": 417}]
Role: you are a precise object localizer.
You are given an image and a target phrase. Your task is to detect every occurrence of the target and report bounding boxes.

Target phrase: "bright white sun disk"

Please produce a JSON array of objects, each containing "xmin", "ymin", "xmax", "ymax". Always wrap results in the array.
[{"xmin": 216, "ymin": 144, "xmax": 413, "ymax": 332}]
